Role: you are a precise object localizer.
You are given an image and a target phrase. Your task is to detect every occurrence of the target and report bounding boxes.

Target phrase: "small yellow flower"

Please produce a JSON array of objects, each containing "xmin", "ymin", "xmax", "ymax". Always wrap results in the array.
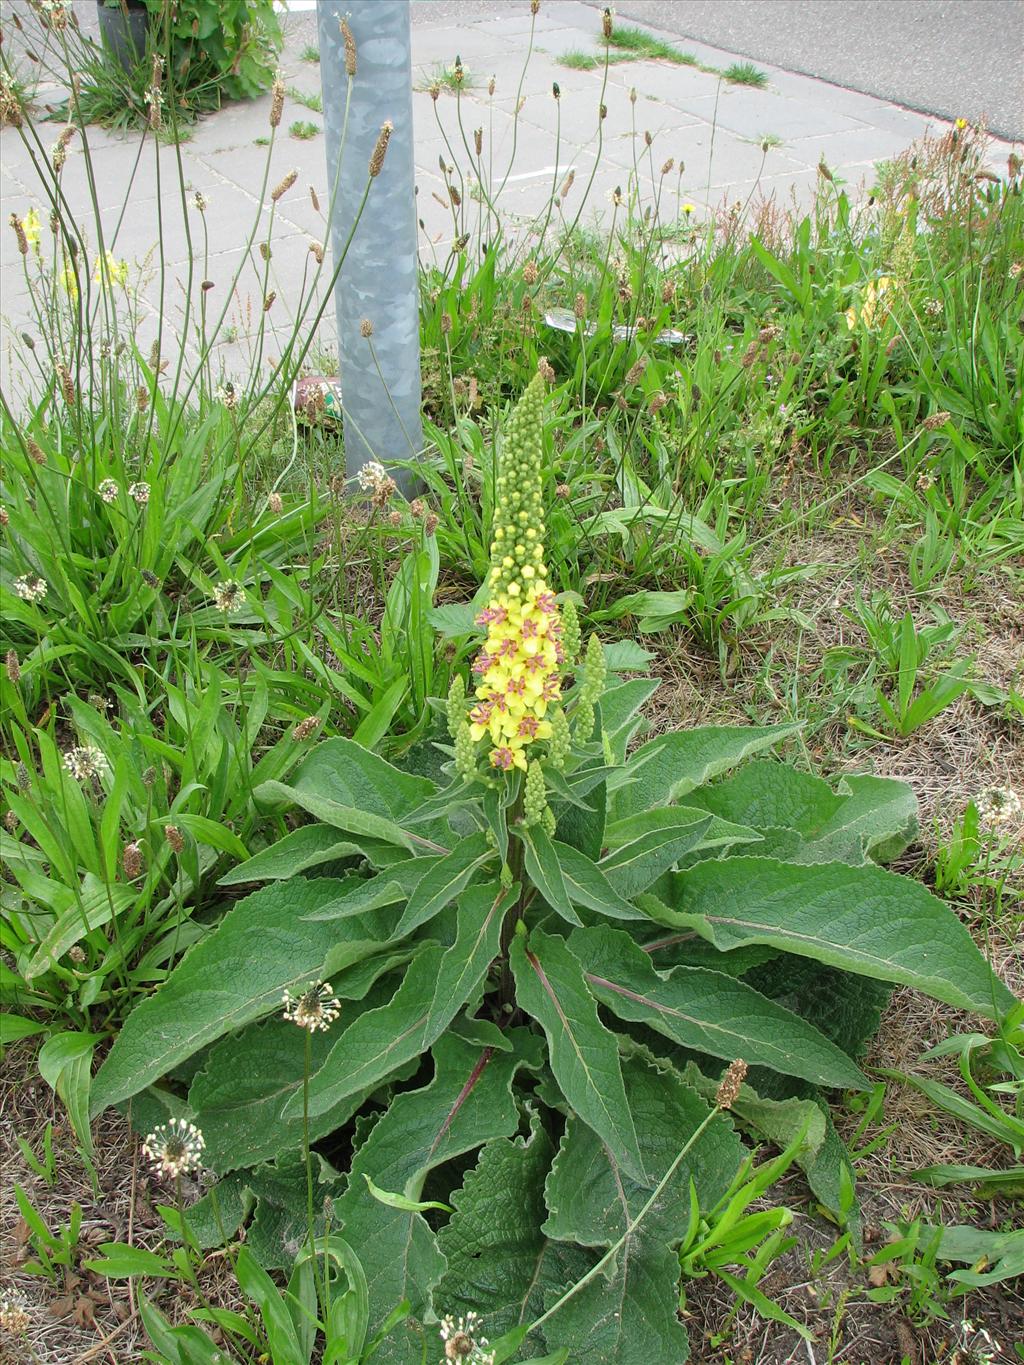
[
  {"xmin": 681, "ymin": 202, "xmax": 696, "ymax": 215},
  {"xmin": 954, "ymin": 117, "xmax": 968, "ymax": 130},
  {"xmin": 93, "ymin": 250, "xmax": 129, "ymax": 289},
  {"xmin": 845, "ymin": 275, "xmax": 893, "ymax": 330},
  {"xmin": 60, "ymin": 262, "xmax": 79, "ymax": 301},
  {"xmin": 23, "ymin": 207, "xmax": 41, "ymax": 251}
]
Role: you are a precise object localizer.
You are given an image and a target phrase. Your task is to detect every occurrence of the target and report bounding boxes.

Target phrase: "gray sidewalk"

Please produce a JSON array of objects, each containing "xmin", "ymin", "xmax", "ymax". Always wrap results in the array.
[{"xmin": 1, "ymin": 0, "xmax": 1019, "ymax": 387}]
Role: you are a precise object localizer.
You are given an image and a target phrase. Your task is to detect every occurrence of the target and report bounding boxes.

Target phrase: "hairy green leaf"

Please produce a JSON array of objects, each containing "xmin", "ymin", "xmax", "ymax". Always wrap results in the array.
[
  {"xmin": 519, "ymin": 825, "xmax": 579, "ymax": 925},
  {"xmin": 538, "ymin": 1054, "xmax": 743, "ymax": 1362},
  {"xmin": 569, "ymin": 925, "xmax": 868, "ymax": 1090},
  {"xmin": 189, "ymin": 968, "xmax": 403, "ymax": 1172},
  {"xmin": 599, "ymin": 810, "xmax": 712, "ymax": 898},
  {"xmin": 609, "ymin": 723, "xmax": 801, "ymax": 820},
  {"xmin": 437, "ymin": 1115, "xmax": 560, "ymax": 1351},
  {"xmin": 293, "ymin": 948, "xmax": 444, "ymax": 1123},
  {"xmin": 393, "ymin": 833, "xmax": 494, "ymax": 936},
  {"xmin": 336, "ymin": 1032, "xmax": 535, "ymax": 1352},
  {"xmin": 93, "ymin": 878, "xmax": 396, "ymax": 1111},
  {"xmin": 217, "ymin": 825, "xmax": 361, "ymax": 885},
  {"xmin": 511, "ymin": 928, "xmax": 645, "ymax": 1181},
  {"xmin": 424, "ymin": 884, "xmax": 514, "ymax": 1040},
  {"xmin": 653, "ymin": 857, "xmax": 1014, "ymax": 1019},
  {"xmin": 551, "ymin": 840, "xmax": 643, "ymax": 921}
]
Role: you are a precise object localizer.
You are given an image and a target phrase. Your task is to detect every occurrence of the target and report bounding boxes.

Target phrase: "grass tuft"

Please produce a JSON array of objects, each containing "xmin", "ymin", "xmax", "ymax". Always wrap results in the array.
[
  {"xmin": 288, "ymin": 85, "xmax": 323, "ymax": 113},
  {"xmin": 607, "ymin": 24, "xmax": 699, "ymax": 65},
  {"xmin": 723, "ymin": 61, "xmax": 769, "ymax": 87}
]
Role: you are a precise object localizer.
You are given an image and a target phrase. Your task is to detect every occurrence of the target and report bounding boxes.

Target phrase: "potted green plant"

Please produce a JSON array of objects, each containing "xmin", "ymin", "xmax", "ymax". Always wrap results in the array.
[
  {"xmin": 96, "ymin": 0, "xmax": 282, "ymax": 100},
  {"xmin": 96, "ymin": 0, "xmax": 149, "ymax": 71}
]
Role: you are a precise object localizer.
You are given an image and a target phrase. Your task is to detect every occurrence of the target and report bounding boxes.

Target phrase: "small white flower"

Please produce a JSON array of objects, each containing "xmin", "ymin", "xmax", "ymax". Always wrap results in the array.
[
  {"xmin": 973, "ymin": 786, "xmax": 1022, "ymax": 832},
  {"xmin": 957, "ymin": 1318, "xmax": 1001, "ymax": 1365},
  {"xmin": 63, "ymin": 745, "xmax": 111, "ymax": 782},
  {"xmin": 13, "ymin": 574, "xmax": 47, "ymax": 604},
  {"xmin": 439, "ymin": 1311, "xmax": 494, "ymax": 1364},
  {"xmin": 129, "ymin": 481, "xmax": 150, "ymax": 505},
  {"xmin": 98, "ymin": 478, "xmax": 119, "ymax": 503},
  {"xmin": 213, "ymin": 579, "xmax": 244, "ymax": 614},
  {"xmin": 142, "ymin": 1118, "xmax": 205, "ymax": 1179},
  {"xmin": 0, "ymin": 1294, "xmax": 31, "ymax": 1333},
  {"xmin": 357, "ymin": 460, "xmax": 389, "ymax": 493},
  {"xmin": 282, "ymin": 980, "xmax": 341, "ymax": 1032}
]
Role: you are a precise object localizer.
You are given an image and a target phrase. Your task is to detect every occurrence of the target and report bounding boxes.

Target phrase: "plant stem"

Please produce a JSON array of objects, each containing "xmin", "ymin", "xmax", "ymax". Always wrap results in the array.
[
  {"xmin": 302, "ymin": 1030, "xmax": 327, "ymax": 1314},
  {"xmin": 498, "ymin": 795, "xmax": 526, "ymax": 1012}
]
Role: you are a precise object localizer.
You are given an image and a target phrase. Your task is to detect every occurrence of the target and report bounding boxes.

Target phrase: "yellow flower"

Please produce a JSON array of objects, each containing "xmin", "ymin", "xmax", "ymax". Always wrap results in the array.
[
  {"xmin": 60, "ymin": 262, "xmax": 79, "ymax": 301},
  {"xmin": 954, "ymin": 117, "xmax": 968, "ymax": 130},
  {"xmin": 23, "ymin": 208, "xmax": 41, "ymax": 251},
  {"xmin": 93, "ymin": 250, "xmax": 129, "ymax": 289},
  {"xmin": 681, "ymin": 202, "xmax": 696, "ymax": 215},
  {"xmin": 845, "ymin": 275, "xmax": 893, "ymax": 330}
]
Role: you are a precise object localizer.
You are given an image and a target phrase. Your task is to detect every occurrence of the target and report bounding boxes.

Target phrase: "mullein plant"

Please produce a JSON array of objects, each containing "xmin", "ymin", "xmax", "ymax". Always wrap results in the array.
[{"xmin": 88, "ymin": 370, "xmax": 1015, "ymax": 1365}]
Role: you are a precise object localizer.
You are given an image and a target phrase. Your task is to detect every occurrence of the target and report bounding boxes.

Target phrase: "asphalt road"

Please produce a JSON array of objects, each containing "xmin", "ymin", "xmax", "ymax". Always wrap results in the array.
[{"xmin": 587, "ymin": 0, "xmax": 1024, "ymax": 140}]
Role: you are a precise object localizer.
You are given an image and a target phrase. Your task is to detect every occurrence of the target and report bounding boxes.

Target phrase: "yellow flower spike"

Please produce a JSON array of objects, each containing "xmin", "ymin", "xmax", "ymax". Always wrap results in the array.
[{"xmin": 463, "ymin": 369, "xmax": 567, "ymax": 772}]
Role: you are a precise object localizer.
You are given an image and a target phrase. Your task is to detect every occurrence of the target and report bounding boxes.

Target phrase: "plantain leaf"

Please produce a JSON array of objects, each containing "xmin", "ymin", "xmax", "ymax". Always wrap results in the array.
[
  {"xmin": 511, "ymin": 928, "xmax": 645, "ymax": 1182},
  {"xmin": 92, "ymin": 878, "xmax": 398, "ymax": 1112},
  {"xmin": 25, "ymin": 880, "xmax": 137, "ymax": 980},
  {"xmin": 650, "ymin": 857, "xmax": 1014, "ymax": 1019},
  {"xmin": 38, "ymin": 1031, "xmax": 101, "ymax": 1158},
  {"xmin": 568, "ymin": 925, "xmax": 868, "ymax": 1090}
]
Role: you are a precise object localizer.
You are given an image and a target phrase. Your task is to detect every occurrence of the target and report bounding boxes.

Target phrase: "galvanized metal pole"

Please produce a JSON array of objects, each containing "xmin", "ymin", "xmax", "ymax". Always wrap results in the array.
[{"xmin": 318, "ymin": 0, "xmax": 422, "ymax": 491}]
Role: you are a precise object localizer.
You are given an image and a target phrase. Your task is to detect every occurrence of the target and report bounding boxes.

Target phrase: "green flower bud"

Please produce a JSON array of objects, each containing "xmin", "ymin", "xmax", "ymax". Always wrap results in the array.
[
  {"xmin": 541, "ymin": 805, "xmax": 557, "ymax": 838},
  {"xmin": 560, "ymin": 599, "xmax": 581, "ymax": 666},
  {"xmin": 454, "ymin": 717, "xmax": 477, "ymax": 781},
  {"xmin": 580, "ymin": 633, "xmax": 606, "ymax": 704},
  {"xmin": 523, "ymin": 759, "xmax": 546, "ymax": 825},
  {"xmin": 548, "ymin": 708, "xmax": 571, "ymax": 770},
  {"xmin": 574, "ymin": 698, "xmax": 595, "ymax": 744},
  {"xmin": 446, "ymin": 672, "xmax": 466, "ymax": 740}
]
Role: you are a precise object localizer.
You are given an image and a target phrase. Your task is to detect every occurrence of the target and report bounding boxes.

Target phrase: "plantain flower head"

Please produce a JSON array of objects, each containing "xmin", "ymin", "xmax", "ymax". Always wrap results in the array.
[{"xmin": 468, "ymin": 372, "xmax": 564, "ymax": 771}]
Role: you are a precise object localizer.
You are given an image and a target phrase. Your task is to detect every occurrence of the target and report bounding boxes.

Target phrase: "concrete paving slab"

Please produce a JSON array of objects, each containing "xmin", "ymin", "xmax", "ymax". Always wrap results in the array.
[
  {"xmin": 601, "ymin": 59, "xmax": 730, "ymax": 105},
  {"xmin": 702, "ymin": 86, "xmax": 869, "ymax": 143}
]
